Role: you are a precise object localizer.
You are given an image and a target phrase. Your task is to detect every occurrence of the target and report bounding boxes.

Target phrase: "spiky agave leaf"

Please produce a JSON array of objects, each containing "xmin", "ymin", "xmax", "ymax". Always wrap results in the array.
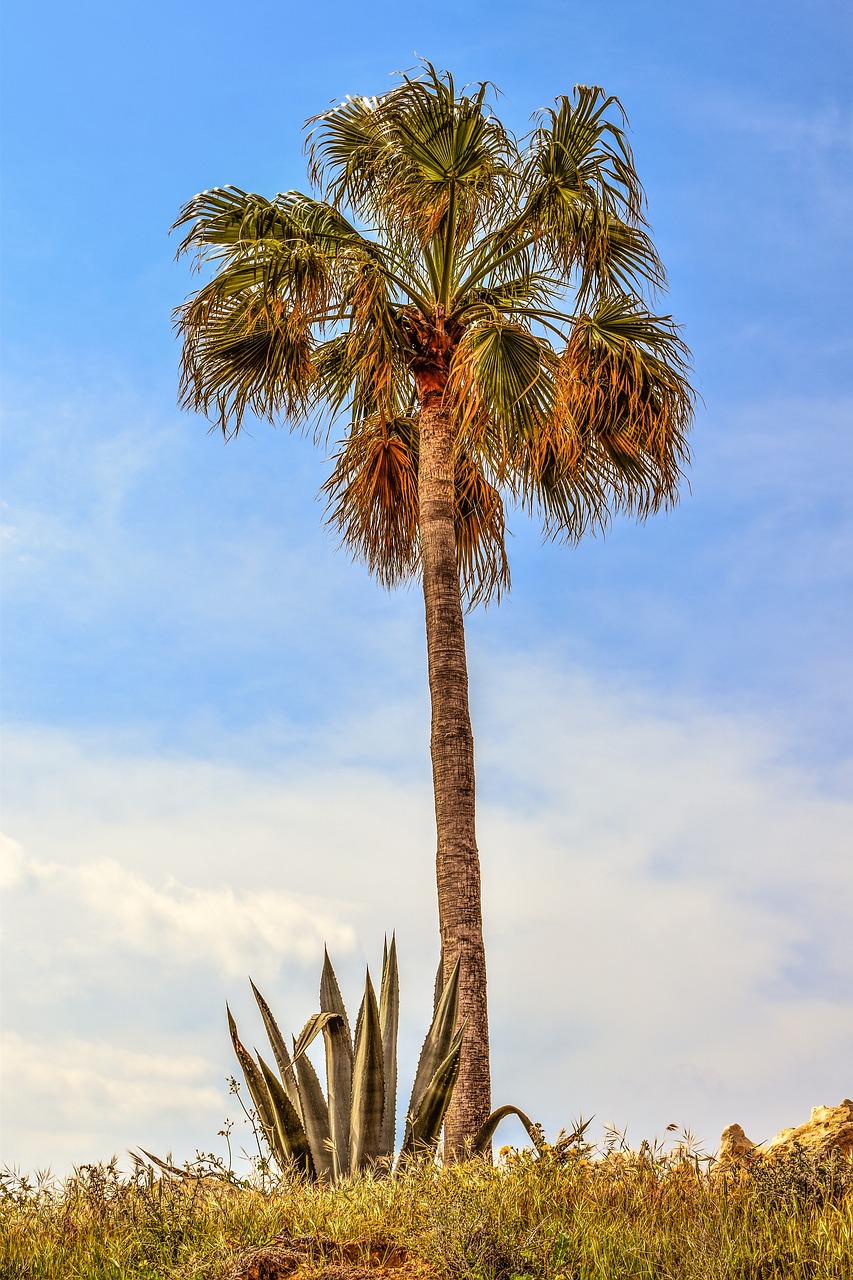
[
  {"xmin": 250, "ymin": 979, "xmax": 302, "ymax": 1122},
  {"xmin": 256, "ymin": 1053, "xmax": 315, "ymax": 1178},
  {"xmin": 398, "ymin": 1026, "xmax": 465, "ymax": 1161},
  {"xmin": 379, "ymin": 935, "xmax": 399, "ymax": 1156},
  {"xmin": 290, "ymin": 1037, "xmax": 334, "ymax": 1181},
  {"xmin": 432, "ymin": 952, "xmax": 444, "ymax": 1015},
  {"xmin": 226, "ymin": 1005, "xmax": 286, "ymax": 1168},
  {"xmin": 407, "ymin": 956, "xmax": 461, "ymax": 1124},
  {"xmin": 319, "ymin": 949, "xmax": 353, "ymax": 1180},
  {"xmin": 349, "ymin": 969, "xmax": 385, "ymax": 1170}
]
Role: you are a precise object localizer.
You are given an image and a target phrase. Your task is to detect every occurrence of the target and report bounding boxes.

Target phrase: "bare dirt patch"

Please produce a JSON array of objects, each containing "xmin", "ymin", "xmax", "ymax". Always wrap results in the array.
[{"xmin": 225, "ymin": 1234, "xmax": 433, "ymax": 1280}]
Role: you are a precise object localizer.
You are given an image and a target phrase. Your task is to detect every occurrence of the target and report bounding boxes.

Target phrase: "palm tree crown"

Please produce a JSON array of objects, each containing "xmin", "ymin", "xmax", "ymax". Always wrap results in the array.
[
  {"xmin": 174, "ymin": 64, "xmax": 694, "ymax": 1155},
  {"xmin": 175, "ymin": 65, "xmax": 692, "ymax": 604}
]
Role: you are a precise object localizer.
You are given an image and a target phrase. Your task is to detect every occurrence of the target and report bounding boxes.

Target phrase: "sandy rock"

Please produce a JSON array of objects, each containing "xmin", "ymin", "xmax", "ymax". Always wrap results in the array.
[
  {"xmin": 763, "ymin": 1099, "xmax": 853, "ymax": 1159},
  {"xmin": 718, "ymin": 1123, "xmax": 756, "ymax": 1164},
  {"xmin": 717, "ymin": 1099, "xmax": 853, "ymax": 1165}
]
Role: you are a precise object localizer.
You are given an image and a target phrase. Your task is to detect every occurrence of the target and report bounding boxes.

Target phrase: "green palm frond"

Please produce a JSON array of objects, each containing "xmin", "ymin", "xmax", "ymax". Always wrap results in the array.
[
  {"xmin": 175, "ymin": 187, "xmax": 368, "ymax": 271},
  {"xmin": 525, "ymin": 85, "xmax": 645, "ymax": 223},
  {"xmin": 177, "ymin": 289, "xmax": 316, "ymax": 433},
  {"xmin": 519, "ymin": 85, "xmax": 652, "ymax": 298},
  {"xmin": 446, "ymin": 318, "xmax": 556, "ymax": 446},
  {"xmin": 309, "ymin": 63, "xmax": 514, "ymax": 251}
]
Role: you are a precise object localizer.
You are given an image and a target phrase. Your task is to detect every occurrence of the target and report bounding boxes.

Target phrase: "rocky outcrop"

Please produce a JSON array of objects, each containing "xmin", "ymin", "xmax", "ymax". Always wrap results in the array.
[
  {"xmin": 718, "ymin": 1099, "xmax": 853, "ymax": 1166},
  {"xmin": 718, "ymin": 1122, "xmax": 757, "ymax": 1164}
]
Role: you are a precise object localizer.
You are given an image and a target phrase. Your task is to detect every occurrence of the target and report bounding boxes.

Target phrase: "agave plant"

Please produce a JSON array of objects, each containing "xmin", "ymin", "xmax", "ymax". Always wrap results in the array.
[{"xmin": 228, "ymin": 938, "xmax": 535, "ymax": 1180}]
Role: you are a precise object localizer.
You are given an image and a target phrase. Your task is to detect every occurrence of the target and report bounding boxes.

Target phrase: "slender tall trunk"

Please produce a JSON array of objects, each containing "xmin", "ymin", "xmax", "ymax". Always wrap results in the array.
[{"xmin": 417, "ymin": 385, "xmax": 491, "ymax": 1156}]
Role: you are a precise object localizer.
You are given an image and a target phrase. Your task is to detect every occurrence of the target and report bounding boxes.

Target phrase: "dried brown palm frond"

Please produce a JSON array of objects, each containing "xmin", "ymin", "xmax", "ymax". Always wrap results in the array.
[
  {"xmin": 323, "ymin": 416, "xmax": 510, "ymax": 606},
  {"xmin": 322, "ymin": 415, "xmax": 421, "ymax": 588},
  {"xmin": 556, "ymin": 298, "xmax": 693, "ymax": 520}
]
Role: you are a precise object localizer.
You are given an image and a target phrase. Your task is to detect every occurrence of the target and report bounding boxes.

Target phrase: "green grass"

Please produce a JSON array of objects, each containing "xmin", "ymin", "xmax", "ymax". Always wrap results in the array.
[{"xmin": 3, "ymin": 1145, "xmax": 851, "ymax": 1279}]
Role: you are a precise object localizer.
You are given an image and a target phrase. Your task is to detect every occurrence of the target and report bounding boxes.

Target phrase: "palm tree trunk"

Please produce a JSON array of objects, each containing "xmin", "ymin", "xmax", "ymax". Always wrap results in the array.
[{"xmin": 417, "ymin": 386, "xmax": 491, "ymax": 1157}]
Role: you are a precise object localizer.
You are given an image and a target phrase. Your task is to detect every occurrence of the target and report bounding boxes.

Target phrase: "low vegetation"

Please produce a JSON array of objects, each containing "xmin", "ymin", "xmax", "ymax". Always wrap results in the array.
[{"xmin": 3, "ymin": 1131, "xmax": 851, "ymax": 1279}]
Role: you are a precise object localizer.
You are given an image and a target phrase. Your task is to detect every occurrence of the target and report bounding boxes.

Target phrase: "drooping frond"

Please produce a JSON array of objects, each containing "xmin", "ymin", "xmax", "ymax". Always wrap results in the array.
[
  {"xmin": 452, "ymin": 452, "xmax": 510, "ymax": 606},
  {"xmin": 323, "ymin": 417, "xmax": 510, "ymax": 606},
  {"xmin": 573, "ymin": 210, "xmax": 666, "ymax": 304},
  {"xmin": 509, "ymin": 413, "xmax": 610, "ymax": 542},
  {"xmin": 177, "ymin": 287, "xmax": 316, "ymax": 434},
  {"xmin": 323, "ymin": 415, "xmax": 421, "ymax": 588},
  {"xmin": 554, "ymin": 295, "xmax": 694, "ymax": 523}
]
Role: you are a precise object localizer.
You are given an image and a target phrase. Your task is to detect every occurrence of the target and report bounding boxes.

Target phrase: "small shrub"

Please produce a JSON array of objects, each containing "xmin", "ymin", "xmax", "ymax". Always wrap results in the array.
[{"xmin": 747, "ymin": 1144, "xmax": 853, "ymax": 1208}]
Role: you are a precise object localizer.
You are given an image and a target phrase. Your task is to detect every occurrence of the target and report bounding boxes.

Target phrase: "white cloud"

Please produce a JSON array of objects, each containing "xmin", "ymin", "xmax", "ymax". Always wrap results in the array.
[
  {"xmin": 2, "ymin": 842, "xmax": 355, "ymax": 976},
  {"xmin": 0, "ymin": 1032, "xmax": 225, "ymax": 1173},
  {"xmin": 0, "ymin": 835, "xmax": 27, "ymax": 891},
  {"xmin": 2, "ymin": 657, "xmax": 851, "ymax": 1168}
]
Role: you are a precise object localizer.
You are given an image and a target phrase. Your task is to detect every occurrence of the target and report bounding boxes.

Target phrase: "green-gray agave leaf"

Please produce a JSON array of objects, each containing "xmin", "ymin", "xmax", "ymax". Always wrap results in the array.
[
  {"xmin": 293, "ymin": 1010, "xmax": 343, "ymax": 1062},
  {"xmin": 320, "ymin": 949, "xmax": 353, "ymax": 1179},
  {"xmin": 257, "ymin": 1052, "xmax": 315, "ymax": 1178},
  {"xmin": 379, "ymin": 935, "xmax": 399, "ymax": 1156},
  {"xmin": 291, "ymin": 1036, "xmax": 334, "ymax": 1181},
  {"xmin": 226, "ymin": 1006, "xmax": 285, "ymax": 1167},
  {"xmin": 250, "ymin": 979, "xmax": 302, "ymax": 1121},
  {"xmin": 349, "ymin": 969, "xmax": 385, "ymax": 1170},
  {"xmin": 399, "ymin": 1026, "xmax": 464, "ymax": 1160},
  {"xmin": 470, "ymin": 1104, "xmax": 539, "ymax": 1156},
  {"xmin": 407, "ymin": 956, "xmax": 460, "ymax": 1122}
]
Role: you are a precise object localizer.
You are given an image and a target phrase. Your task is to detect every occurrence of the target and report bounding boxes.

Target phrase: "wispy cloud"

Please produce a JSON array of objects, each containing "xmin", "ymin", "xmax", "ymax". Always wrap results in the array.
[
  {"xmin": 1, "ymin": 836, "xmax": 355, "ymax": 976},
  {"xmin": 1, "ymin": 1031, "xmax": 225, "ymax": 1172}
]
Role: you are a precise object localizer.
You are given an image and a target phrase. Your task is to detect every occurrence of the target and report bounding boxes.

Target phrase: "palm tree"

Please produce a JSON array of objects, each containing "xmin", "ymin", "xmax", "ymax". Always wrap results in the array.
[{"xmin": 173, "ymin": 65, "xmax": 693, "ymax": 1157}]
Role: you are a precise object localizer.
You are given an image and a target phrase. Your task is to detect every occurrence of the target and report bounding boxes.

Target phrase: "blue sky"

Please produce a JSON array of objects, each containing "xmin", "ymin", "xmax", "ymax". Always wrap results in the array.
[{"xmin": 1, "ymin": 0, "xmax": 851, "ymax": 1173}]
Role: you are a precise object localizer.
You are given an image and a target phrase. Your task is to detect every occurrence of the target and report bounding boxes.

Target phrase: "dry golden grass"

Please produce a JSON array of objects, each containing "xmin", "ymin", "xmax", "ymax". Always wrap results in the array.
[{"xmin": 3, "ymin": 1142, "xmax": 851, "ymax": 1279}]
